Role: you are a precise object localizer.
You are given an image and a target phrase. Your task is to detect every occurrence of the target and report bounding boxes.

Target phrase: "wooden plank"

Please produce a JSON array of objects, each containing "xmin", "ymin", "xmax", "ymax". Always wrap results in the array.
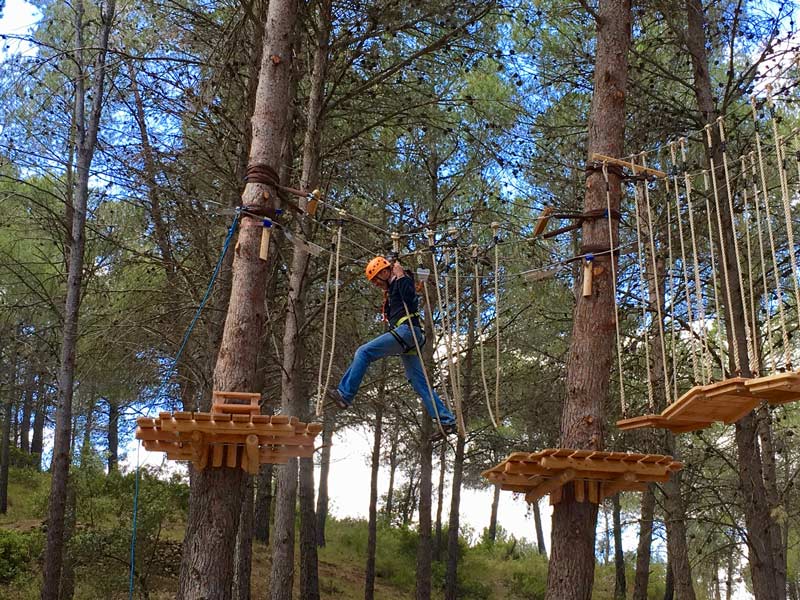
[
  {"xmin": 533, "ymin": 206, "xmax": 554, "ymax": 236},
  {"xmin": 745, "ymin": 371, "xmax": 800, "ymax": 405},
  {"xmin": 587, "ymin": 481, "xmax": 599, "ymax": 504},
  {"xmin": 245, "ymin": 435, "xmax": 259, "ymax": 475},
  {"xmin": 600, "ymin": 472, "xmax": 637, "ymax": 500},
  {"xmin": 212, "ymin": 444, "xmax": 224, "ymax": 468},
  {"xmin": 539, "ymin": 455, "xmax": 671, "ymax": 478},
  {"xmin": 213, "ymin": 403, "xmax": 259, "ymax": 415},
  {"xmin": 137, "ymin": 418, "xmax": 155, "ymax": 428},
  {"xmin": 590, "ymin": 152, "xmax": 667, "ymax": 178},
  {"xmin": 226, "ymin": 444, "xmax": 238, "ymax": 468},
  {"xmin": 574, "ymin": 480, "xmax": 585, "ymax": 503},
  {"xmin": 212, "ymin": 391, "xmax": 261, "ymax": 401},
  {"xmin": 525, "ymin": 469, "xmax": 576, "ymax": 503}
]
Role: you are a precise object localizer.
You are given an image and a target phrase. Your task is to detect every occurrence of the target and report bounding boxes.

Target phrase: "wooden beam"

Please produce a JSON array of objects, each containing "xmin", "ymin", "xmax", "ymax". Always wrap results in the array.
[
  {"xmin": 591, "ymin": 153, "xmax": 667, "ymax": 178},
  {"xmin": 525, "ymin": 469, "xmax": 576, "ymax": 503}
]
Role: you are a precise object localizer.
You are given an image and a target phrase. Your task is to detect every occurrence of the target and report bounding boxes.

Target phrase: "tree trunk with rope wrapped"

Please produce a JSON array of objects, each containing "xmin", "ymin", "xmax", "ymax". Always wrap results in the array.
[
  {"xmin": 544, "ymin": 0, "xmax": 631, "ymax": 597},
  {"xmin": 176, "ymin": 0, "xmax": 298, "ymax": 597},
  {"xmin": 683, "ymin": 0, "xmax": 785, "ymax": 596}
]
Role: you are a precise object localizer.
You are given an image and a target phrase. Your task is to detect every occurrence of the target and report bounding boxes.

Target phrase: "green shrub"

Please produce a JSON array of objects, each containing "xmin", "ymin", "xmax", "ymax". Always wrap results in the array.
[{"xmin": 0, "ymin": 530, "xmax": 39, "ymax": 583}]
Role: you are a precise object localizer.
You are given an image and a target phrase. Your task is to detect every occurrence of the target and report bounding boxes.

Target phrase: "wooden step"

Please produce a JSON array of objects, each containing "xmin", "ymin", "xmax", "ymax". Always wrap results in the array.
[{"xmin": 744, "ymin": 371, "xmax": 800, "ymax": 405}]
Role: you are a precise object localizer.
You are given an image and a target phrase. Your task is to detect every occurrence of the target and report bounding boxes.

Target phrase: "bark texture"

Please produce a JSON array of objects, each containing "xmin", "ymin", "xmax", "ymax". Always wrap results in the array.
[
  {"xmin": 365, "ymin": 361, "xmax": 387, "ymax": 600},
  {"xmin": 488, "ymin": 484, "xmax": 501, "ymax": 542},
  {"xmin": 254, "ymin": 464, "xmax": 273, "ymax": 544},
  {"xmin": 612, "ymin": 494, "xmax": 626, "ymax": 600},
  {"xmin": 41, "ymin": 2, "xmax": 115, "ymax": 596},
  {"xmin": 632, "ymin": 485, "xmax": 656, "ymax": 600},
  {"xmin": 545, "ymin": 1, "xmax": 631, "ymax": 597},
  {"xmin": 315, "ymin": 414, "xmax": 333, "ymax": 546},
  {"xmin": 176, "ymin": 0, "xmax": 299, "ymax": 597}
]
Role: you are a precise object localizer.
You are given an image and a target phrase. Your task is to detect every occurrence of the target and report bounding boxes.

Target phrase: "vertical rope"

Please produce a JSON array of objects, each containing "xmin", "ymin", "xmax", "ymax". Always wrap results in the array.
[
  {"xmin": 640, "ymin": 153, "xmax": 671, "ymax": 407},
  {"xmin": 128, "ymin": 441, "xmax": 141, "ymax": 600},
  {"xmin": 315, "ymin": 230, "xmax": 337, "ymax": 415},
  {"xmin": 452, "ymin": 235, "xmax": 463, "ymax": 405},
  {"xmin": 665, "ymin": 164, "xmax": 679, "ymax": 401},
  {"xmin": 749, "ymin": 152, "xmax": 776, "ymax": 374},
  {"xmin": 474, "ymin": 246, "xmax": 499, "ymax": 429},
  {"xmin": 717, "ymin": 117, "xmax": 754, "ymax": 375},
  {"xmin": 740, "ymin": 155, "xmax": 761, "ymax": 376},
  {"xmin": 669, "ymin": 142, "xmax": 700, "ymax": 383},
  {"xmin": 681, "ymin": 140, "xmax": 711, "ymax": 383},
  {"xmin": 705, "ymin": 125, "xmax": 740, "ymax": 375},
  {"xmin": 320, "ymin": 224, "xmax": 342, "ymax": 413},
  {"xmin": 426, "ymin": 230, "xmax": 462, "ymax": 424},
  {"xmin": 772, "ymin": 129, "xmax": 800, "ymax": 337},
  {"xmin": 602, "ymin": 163, "xmax": 626, "ymax": 416},
  {"xmin": 702, "ymin": 169, "xmax": 727, "ymax": 376},
  {"xmin": 633, "ymin": 180, "xmax": 655, "ymax": 411},
  {"xmin": 751, "ymin": 99, "xmax": 791, "ymax": 369}
]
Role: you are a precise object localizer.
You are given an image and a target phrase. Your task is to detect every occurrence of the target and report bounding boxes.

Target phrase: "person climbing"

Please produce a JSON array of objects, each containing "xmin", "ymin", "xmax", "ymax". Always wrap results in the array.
[{"xmin": 326, "ymin": 256, "xmax": 458, "ymax": 442}]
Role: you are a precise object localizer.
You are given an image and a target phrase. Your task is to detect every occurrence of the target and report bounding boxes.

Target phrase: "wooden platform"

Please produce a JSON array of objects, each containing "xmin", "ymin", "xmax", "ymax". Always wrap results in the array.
[
  {"xmin": 135, "ymin": 391, "xmax": 322, "ymax": 473},
  {"xmin": 744, "ymin": 371, "xmax": 800, "ymax": 405},
  {"xmin": 482, "ymin": 449, "xmax": 682, "ymax": 505},
  {"xmin": 616, "ymin": 377, "xmax": 767, "ymax": 433}
]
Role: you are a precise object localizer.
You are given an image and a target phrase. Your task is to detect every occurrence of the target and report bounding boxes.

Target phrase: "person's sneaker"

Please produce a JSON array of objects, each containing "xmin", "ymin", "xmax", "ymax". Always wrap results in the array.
[
  {"xmin": 325, "ymin": 388, "xmax": 350, "ymax": 410},
  {"xmin": 430, "ymin": 423, "xmax": 458, "ymax": 443}
]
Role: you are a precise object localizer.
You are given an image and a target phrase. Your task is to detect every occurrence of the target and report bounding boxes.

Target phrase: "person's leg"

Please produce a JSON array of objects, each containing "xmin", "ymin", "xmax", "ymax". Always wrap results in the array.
[
  {"xmin": 337, "ymin": 331, "xmax": 403, "ymax": 404},
  {"xmin": 400, "ymin": 351, "xmax": 456, "ymax": 425}
]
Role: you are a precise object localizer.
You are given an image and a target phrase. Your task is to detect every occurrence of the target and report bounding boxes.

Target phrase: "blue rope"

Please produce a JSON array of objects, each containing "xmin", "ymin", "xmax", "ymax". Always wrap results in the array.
[
  {"xmin": 128, "ymin": 441, "xmax": 141, "ymax": 600},
  {"xmin": 128, "ymin": 211, "xmax": 240, "ymax": 599}
]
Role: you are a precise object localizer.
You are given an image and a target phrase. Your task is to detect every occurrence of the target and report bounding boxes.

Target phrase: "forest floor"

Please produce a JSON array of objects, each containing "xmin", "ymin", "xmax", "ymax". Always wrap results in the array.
[{"xmin": 0, "ymin": 466, "xmax": 664, "ymax": 599}]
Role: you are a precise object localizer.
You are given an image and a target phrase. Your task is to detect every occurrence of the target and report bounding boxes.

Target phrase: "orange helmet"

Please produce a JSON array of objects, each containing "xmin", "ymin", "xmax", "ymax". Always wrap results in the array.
[{"xmin": 365, "ymin": 256, "xmax": 391, "ymax": 281}]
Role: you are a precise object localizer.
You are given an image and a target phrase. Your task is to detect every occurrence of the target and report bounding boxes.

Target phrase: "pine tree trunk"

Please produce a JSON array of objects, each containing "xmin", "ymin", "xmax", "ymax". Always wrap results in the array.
[
  {"xmin": 445, "ymin": 435, "xmax": 465, "ymax": 600},
  {"xmin": 415, "ymin": 304, "xmax": 436, "ymax": 600},
  {"xmin": 0, "ymin": 390, "xmax": 12, "ymax": 514},
  {"xmin": 488, "ymin": 484, "xmax": 500, "ymax": 543},
  {"xmin": 41, "ymin": 2, "xmax": 115, "ymax": 596},
  {"xmin": 434, "ymin": 443, "xmax": 446, "ymax": 560},
  {"xmin": 632, "ymin": 485, "xmax": 656, "ymax": 600},
  {"xmin": 177, "ymin": 0, "xmax": 299, "ymax": 596},
  {"xmin": 545, "ymin": 0, "xmax": 631, "ymax": 597},
  {"xmin": 664, "ymin": 562, "xmax": 674, "ymax": 600},
  {"xmin": 385, "ymin": 416, "xmax": 400, "ymax": 520},
  {"xmin": 683, "ymin": 1, "xmax": 784, "ymax": 597},
  {"xmin": 299, "ymin": 457, "xmax": 320, "ymax": 600},
  {"xmin": 107, "ymin": 400, "xmax": 119, "ymax": 474},
  {"xmin": 533, "ymin": 500, "xmax": 547, "ymax": 556},
  {"xmin": 315, "ymin": 416, "xmax": 333, "ymax": 546},
  {"xmin": 254, "ymin": 464, "xmax": 273, "ymax": 544},
  {"xmin": 445, "ymin": 300, "xmax": 474, "ymax": 600},
  {"xmin": 233, "ymin": 478, "xmax": 255, "ymax": 600},
  {"xmin": 664, "ymin": 467, "xmax": 696, "ymax": 600},
  {"xmin": 365, "ymin": 398, "xmax": 385, "ymax": 600},
  {"xmin": 31, "ymin": 374, "xmax": 45, "ymax": 470},
  {"xmin": 612, "ymin": 494, "xmax": 626, "ymax": 600},
  {"xmin": 415, "ymin": 419, "xmax": 433, "ymax": 600},
  {"xmin": 19, "ymin": 368, "xmax": 33, "ymax": 454}
]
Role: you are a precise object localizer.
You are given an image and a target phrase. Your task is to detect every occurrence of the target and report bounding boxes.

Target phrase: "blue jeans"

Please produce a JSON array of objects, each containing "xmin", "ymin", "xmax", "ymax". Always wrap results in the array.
[{"xmin": 338, "ymin": 324, "xmax": 456, "ymax": 426}]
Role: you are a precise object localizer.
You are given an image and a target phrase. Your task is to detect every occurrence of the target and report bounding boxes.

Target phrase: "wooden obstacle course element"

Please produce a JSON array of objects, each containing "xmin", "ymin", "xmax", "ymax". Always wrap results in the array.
[
  {"xmin": 212, "ymin": 390, "xmax": 261, "ymax": 416},
  {"xmin": 136, "ymin": 392, "xmax": 322, "ymax": 473},
  {"xmin": 590, "ymin": 153, "xmax": 667, "ymax": 179},
  {"xmin": 616, "ymin": 378, "xmax": 767, "ymax": 433},
  {"xmin": 482, "ymin": 449, "xmax": 682, "ymax": 505},
  {"xmin": 744, "ymin": 371, "xmax": 800, "ymax": 405}
]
